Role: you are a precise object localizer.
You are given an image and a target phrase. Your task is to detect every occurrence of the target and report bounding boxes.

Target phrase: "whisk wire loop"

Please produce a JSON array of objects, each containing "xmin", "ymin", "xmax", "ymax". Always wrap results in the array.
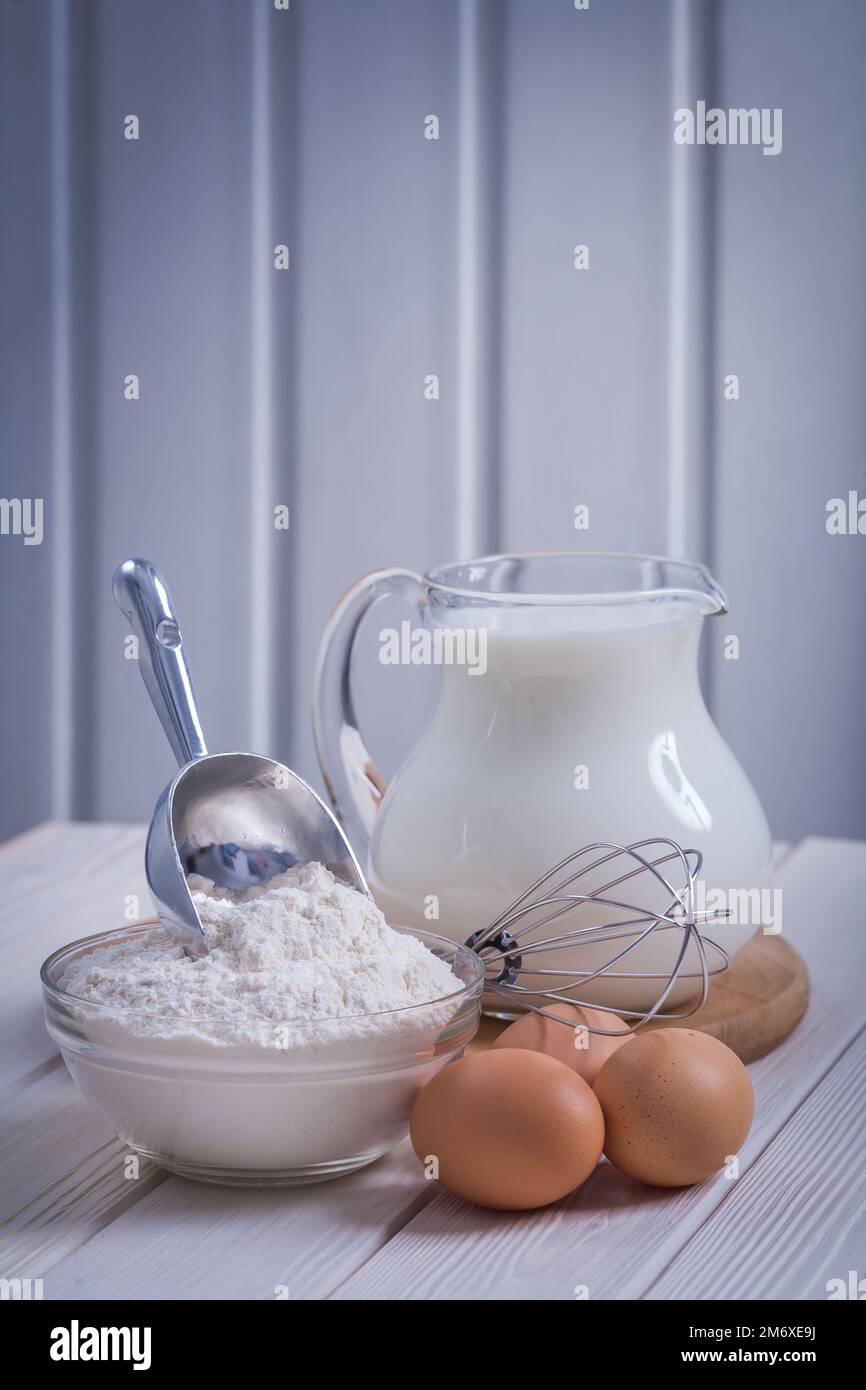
[{"xmin": 465, "ymin": 839, "xmax": 730, "ymax": 1038}]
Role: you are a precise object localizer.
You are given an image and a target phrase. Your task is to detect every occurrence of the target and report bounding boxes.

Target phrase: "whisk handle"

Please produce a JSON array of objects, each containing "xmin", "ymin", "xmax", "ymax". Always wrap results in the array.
[{"xmin": 312, "ymin": 568, "xmax": 427, "ymax": 857}]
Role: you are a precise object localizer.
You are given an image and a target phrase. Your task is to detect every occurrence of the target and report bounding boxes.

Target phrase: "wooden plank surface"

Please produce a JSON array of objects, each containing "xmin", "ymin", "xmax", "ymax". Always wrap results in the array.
[
  {"xmin": 330, "ymin": 837, "xmax": 866, "ymax": 1299},
  {"xmin": 0, "ymin": 822, "xmax": 147, "ymax": 1094},
  {"xmin": 1, "ymin": 826, "xmax": 860, "ymax": 1302},
  {"xmin": 650, "ymin": 1028, "xmax": 866, "ymax": 1300},
  {"xmin": 44, "ymin": 1145, "xmax": 433, "ymax": 1301},
  {"xmin": 0, "ymin": 1068, "xmax": 166, "ymax": 1278}
]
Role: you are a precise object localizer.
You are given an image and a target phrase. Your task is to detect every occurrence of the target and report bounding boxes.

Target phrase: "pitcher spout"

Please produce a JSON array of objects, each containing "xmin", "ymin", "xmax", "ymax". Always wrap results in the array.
[{"xmin": 670, "ymin": 559, "xmax": 728, "ymax": 617}]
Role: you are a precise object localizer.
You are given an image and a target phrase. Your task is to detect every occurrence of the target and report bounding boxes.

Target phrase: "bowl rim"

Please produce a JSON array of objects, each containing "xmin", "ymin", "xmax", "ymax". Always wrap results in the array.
[{"xmin": 40, "ymin": 918, "xmax": 485, "ymax": 1027}]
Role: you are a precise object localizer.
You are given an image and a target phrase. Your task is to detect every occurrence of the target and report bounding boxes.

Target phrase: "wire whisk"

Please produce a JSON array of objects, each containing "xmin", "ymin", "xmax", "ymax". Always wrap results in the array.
[{"xmin": 465, "ymin": 838, "xmax": 730, "ymax": 1037}]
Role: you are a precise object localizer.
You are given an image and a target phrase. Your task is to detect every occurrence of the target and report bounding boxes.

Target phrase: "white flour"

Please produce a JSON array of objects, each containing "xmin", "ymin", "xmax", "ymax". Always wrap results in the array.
[
  {"xmin": 50, "ymin": 863, "xmax": 475, "ymax": 1179},
  {"xmin": 58, "ymin": 861, "xmax": 460, "ymax": 1046}
]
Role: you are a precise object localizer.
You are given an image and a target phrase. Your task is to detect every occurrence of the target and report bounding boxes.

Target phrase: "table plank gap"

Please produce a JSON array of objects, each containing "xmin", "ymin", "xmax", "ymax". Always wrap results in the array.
[
  {"xmin": 0, "ymin": 1055, "xmax": 65, "ymax": 1108},
  {"xmin": 647, "ymin": 1026, "xmax": 866, "ymax": 1299},
  {"xmin": 42, "ymin": 1141, "xmax": 441, "ymax": 1300},
  {"xmin": 0, "ymin": 1067, "xmax": 167, "ymax": 1280}
]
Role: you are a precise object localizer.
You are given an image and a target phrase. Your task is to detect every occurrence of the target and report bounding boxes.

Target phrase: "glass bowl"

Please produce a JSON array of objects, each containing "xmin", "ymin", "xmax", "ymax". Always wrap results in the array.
[{"xmin": 41, "ymin": 921, "xmax": 483, "ymax": 1187}]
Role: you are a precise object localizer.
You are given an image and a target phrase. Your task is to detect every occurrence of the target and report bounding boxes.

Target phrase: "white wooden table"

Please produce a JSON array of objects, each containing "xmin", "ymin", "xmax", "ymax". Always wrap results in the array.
[{"xmin": 1, "ymin": 823, "xmax": 864, "ymax": 1301}]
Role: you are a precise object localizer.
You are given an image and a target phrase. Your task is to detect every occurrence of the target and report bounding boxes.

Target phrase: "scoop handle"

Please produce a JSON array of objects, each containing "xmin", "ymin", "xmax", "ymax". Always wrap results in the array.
[{"xmin": 112, "ymin": 557, "xmax": 208, "ymax": 767}]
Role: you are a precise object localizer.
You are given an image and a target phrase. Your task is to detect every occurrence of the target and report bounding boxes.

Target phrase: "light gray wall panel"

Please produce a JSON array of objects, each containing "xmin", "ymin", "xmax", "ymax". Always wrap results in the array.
[
  {"xmin": 0, "ymin": 1, "xmax": 55, "ymax": 839},
  {"xmin": 1, "ymin": 0, "xmax": 864, "ymax": 846},
  {"xmin": 286, "ymin": 0, "xmax": 462, "ymax": 786},
  {"xmin": 499, "ymin": 0, "xmax": 673, "ymax": 554},
  {"xmin": 710, "ymin": 0, "xmax": 866, "ymax": 839},
  {"xmin": 89, "ymin": 0, "xmax": 258, "ymax": 821}
]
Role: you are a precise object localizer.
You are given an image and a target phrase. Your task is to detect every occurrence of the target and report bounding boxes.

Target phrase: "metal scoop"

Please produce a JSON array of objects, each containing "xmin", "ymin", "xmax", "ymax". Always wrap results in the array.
[{"xmin": 113, "ymin": 557, "xmax": 370, "ymax": 957}]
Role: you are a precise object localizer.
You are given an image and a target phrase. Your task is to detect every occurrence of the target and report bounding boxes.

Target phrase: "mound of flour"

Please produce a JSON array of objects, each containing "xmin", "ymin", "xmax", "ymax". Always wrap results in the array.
[{"xmin": 58, "ymin": 861, "xmax": 460, "ymax": 1039}]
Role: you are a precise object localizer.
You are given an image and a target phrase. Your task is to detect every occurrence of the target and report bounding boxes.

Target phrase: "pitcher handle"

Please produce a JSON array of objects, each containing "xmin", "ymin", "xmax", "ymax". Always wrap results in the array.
[{"xmin": 312, "ymin": 567, "xmax": 427, "ymax": 860}]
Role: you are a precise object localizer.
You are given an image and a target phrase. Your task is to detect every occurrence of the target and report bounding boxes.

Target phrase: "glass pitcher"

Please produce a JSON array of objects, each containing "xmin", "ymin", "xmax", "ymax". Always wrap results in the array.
[{"xmin": 313, "ymin": 552, "xmax": 772, "ymax": 1013}]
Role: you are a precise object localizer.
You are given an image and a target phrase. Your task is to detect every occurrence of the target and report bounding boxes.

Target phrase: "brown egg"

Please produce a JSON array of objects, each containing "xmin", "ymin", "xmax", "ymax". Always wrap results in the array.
[
  {"xmin": 492, "ymin": 1001, "xmax": 631, "ymax": 1084},
  {"xmin": 593, "ymin": 1028, "xmax": 754, "ymax": 1187},
  {"xmin": 410, "ymin": 1048, "xmax": 605, "ymax": 1210}
]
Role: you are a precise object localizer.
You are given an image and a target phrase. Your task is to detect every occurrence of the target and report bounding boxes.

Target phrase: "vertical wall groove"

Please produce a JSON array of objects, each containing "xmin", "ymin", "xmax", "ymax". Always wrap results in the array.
[
  {"xmin": 667, "ymin": 0, "xmax": 718, "ymax": 568},
  {"xmin": 249, "ymin": 2, "xmax": 275, "ymax": 755},
  {"xmin": 265, "ymin": 1, "xmax": 299, "ymax": 769},
  {"xmin": 455, "ymin": 0, "xmax": 503, "ymax": 560},
  {"xmin": 50, "ymin": 0, "xmax": 73, "ymax": 818},
  {"xmin": 51, "ymin": 0, "xmax": 98, "ymax": 819},
  {"xmin": 667, "ymin": 0, "xmax": 719, "ymax": 703}
]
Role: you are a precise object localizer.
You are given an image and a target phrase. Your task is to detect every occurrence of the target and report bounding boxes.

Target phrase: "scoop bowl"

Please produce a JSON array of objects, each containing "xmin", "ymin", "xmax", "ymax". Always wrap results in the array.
[{"xmin": 114, "ymin": 557, "xmax": 370, "ymax": 956}]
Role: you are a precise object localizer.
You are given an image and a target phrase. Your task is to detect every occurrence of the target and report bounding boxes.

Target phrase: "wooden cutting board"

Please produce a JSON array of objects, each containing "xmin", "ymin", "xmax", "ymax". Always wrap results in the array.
[{"xmin": 468, "ymin": 929, "xmax": 809, "ymax": 1064}]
